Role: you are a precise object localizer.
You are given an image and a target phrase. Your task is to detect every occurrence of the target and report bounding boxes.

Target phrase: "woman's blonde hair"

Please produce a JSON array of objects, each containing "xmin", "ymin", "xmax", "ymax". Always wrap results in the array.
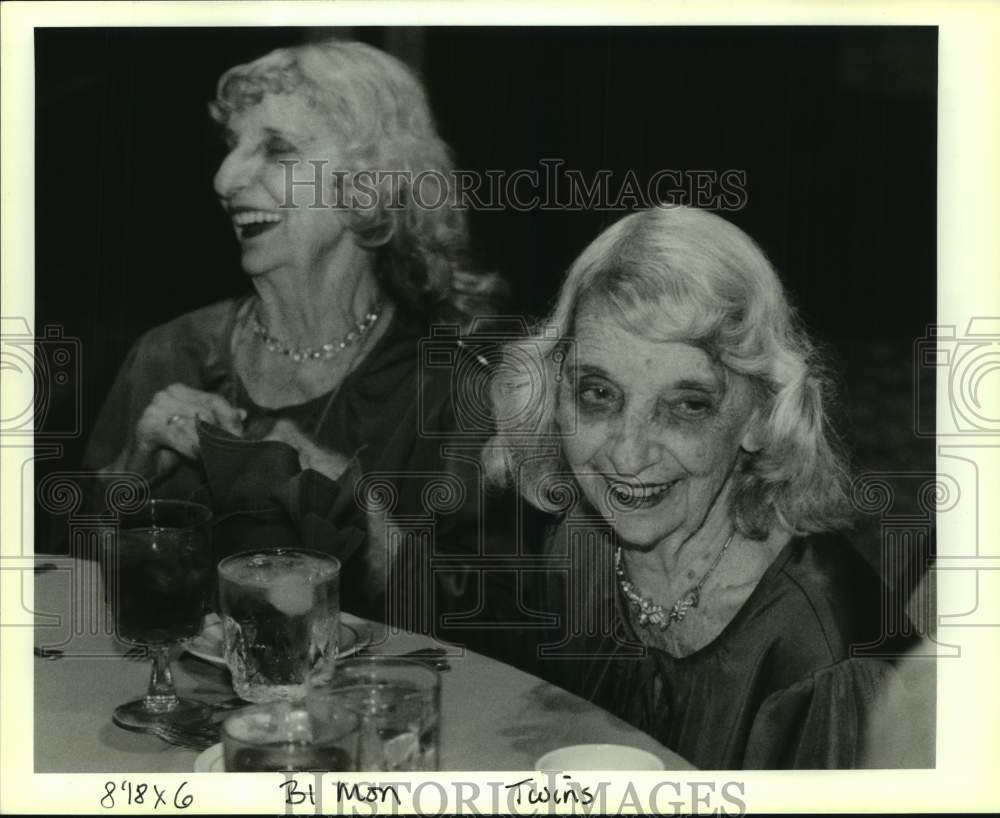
[
  {"xmin": 485, "ymin": 205, "xmax": 852, "ymax": 539},
  {"xmin": 210, "ymin": 38, "xmax": 504, "ymax": 324}
]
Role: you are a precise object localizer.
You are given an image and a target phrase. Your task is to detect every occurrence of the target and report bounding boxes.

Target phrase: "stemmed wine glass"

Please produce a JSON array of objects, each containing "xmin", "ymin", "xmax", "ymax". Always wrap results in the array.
[{"xmin": 101, "ymin": 499, "xmax": 214, "ymax": 730}]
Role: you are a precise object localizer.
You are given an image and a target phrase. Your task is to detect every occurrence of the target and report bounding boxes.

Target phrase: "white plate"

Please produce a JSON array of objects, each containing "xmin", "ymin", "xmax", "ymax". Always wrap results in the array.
[
  {"xmin": 194, "ymin": 742, "xmax": 224, "ymax": 773},
  {"xmin": 184, "ymin": 614, "xmax": 367, "ymax": 668},
  {"xmin": 535, "ymin": 743, "xmax": 665, "ymax": 771}
]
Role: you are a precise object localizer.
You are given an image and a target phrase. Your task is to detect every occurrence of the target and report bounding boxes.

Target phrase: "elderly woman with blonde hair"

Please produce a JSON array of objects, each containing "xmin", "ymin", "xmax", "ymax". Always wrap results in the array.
[
  {"xmin": 85, "ymin": 39, "xmax": 504, "ymax": 626},
  {"xmin": 487, "ymin": 205, "xmax": 916, "ymax": 769}
]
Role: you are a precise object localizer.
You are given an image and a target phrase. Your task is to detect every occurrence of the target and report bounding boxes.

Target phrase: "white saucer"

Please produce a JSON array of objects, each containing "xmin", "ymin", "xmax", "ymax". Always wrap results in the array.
[
  {"xmin": 183, "ymin": 614, "xmax": 367, "ymax": 668},
  {"xmin": 194, "ymin": 742, "xmax": 224, "ymax": 773},
  {"xmin": 535, "ymin": 743, "xmax": 665, "ymax": 771}
]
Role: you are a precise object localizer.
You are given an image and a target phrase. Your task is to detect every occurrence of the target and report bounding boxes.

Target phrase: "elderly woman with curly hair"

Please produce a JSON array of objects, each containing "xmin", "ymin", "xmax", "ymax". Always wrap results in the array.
[
  {"xmin": 84, "ymin": 39, "xmax": 504, "ymax": 625},
  {"xmin": 487, "ymin": 206, "xmax": 916, "ymax": 769}
]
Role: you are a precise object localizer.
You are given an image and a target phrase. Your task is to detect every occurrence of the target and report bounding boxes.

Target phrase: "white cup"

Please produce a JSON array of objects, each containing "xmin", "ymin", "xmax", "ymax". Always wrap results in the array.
[{"xmin": 535, "ymin": 743, "xmax": 665, "ymax": 771}]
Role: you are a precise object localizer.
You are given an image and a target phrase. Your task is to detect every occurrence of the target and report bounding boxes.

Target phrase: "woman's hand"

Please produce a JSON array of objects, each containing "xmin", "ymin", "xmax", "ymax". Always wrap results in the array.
[
  {"xmin": 118, "ymin": 384, "xmax": 246, "ymax": 476},
  {"xmin": 264, "ymin": 418, "xmax": 352, "ymax": 482}
]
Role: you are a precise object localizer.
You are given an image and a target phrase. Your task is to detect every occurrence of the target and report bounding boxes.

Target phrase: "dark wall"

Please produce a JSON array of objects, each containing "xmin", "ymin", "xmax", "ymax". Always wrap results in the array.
[
  {"xmin": 424, "ymin": 26, "xmax": 936, "ymax": 331},
  {"xmin": 34, "ymin": 27, "xmax": 936, "ymax": 554}
]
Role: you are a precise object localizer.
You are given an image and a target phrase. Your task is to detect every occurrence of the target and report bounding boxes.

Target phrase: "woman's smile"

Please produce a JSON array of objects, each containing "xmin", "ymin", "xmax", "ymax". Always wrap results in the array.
[
  {"xmin": 605, "ymin": 476, "xmax": 681, "ymax": 510},
  {"xmin": 229, "ymin": 206, "xmax": 284, "ymax": 239}
]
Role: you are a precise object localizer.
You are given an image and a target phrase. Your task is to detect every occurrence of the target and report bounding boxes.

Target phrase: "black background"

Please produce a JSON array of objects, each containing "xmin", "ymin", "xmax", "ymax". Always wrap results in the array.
[{"xmin": 33, "ymin": 26, "xmax": 937, "ymax": 561}]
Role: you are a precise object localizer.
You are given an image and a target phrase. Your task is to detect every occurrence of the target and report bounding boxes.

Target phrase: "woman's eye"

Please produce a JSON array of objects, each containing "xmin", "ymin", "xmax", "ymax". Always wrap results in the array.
[
  {"xmin": 671, "ymin": 397, "xmax": 713, "ymax": 420},
  {"xmin": 265, "ymin": 137, "xmax": 296, "ymax": 157},
  {"xmin": 580, "ymin": 387, "xmax": 608, "ymax": 403},
  {"xmin": 577, "ymin": 382, "xmax": 620, "ymax": 411}
]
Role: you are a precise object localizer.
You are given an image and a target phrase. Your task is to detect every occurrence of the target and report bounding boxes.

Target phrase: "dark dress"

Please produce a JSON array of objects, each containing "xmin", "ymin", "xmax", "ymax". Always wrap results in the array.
[
  {"xmin": 526, "ymin": 516, "xmax": 923, "ymax": 769},
  {"xmin": 83, "ymin": 297, "xmax": 512, "ymax": 645}
]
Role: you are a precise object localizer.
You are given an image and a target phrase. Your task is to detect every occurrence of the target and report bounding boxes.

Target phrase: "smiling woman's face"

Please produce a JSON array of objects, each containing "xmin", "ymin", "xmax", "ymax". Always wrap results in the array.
[
  {"xmin": 213, "ymin": 91, "xmax": 350, "ymax": 278},
  {"xmin": 556, "ymin": 296, "xmax": 759, "ymax": 548}
]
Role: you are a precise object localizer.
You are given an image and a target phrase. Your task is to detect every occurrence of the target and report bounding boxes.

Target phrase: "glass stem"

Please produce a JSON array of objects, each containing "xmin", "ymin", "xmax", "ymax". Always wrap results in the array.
[{"xmin": 143, "ymin": 645, "xmax": 179, "ymax": 713}]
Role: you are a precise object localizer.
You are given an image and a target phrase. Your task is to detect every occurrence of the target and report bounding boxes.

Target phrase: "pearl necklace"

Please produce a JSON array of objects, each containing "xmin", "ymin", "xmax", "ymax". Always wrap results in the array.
[
  {"xmin": 252, "ymin": 301, "xmax": 383, "ymax": 362},
  {"xmin": 615, "ymin": 532, "xmax": 735, "ymax": 631}
]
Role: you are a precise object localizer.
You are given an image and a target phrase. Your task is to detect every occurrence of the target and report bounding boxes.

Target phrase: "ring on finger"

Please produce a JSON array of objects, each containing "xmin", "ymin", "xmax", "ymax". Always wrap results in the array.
[{"xmin": 167, "ymin": 414, "xmax": 185, "ymax": 426}]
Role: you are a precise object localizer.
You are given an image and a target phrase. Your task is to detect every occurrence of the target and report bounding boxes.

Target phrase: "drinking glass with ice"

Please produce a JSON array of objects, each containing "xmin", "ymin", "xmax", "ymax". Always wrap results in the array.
[
  {"xmin": 218, "ymin": 549, "xmax": 341, "ymax": 703},
  {"xmin": 222, "ymin": 699, "xmax": 359, "ymax": 772},
  {"xmin": 322, "ymin": 656, "xmax": 442, "ymax": 771}
]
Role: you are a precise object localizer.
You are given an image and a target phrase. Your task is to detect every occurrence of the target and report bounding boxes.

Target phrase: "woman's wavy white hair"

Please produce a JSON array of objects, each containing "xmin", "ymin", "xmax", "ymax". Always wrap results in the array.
[
  {"xmin": 485, "ymin": 205, "xmax": 852, "ymax": 539},
  {"xmin": 210, "ymin": 38, "xmax": 504, "ymax": 324}
]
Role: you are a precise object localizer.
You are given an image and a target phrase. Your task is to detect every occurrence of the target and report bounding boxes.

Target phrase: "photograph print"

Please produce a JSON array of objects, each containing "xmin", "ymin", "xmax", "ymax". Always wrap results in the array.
[{"xmin": 25, "ymin": 23, "xmax": 939, "ymax": 781}]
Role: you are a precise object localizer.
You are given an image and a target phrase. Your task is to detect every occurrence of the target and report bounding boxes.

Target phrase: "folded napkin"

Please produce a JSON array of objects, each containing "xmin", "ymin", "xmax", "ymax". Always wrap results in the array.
[
  {"xmin": 196, "ymin": 420, "xmax": 366, "ymax": 565},
  {"xmin": 197, "ymin": 419, "xmax": 302, "ymax": 511}
]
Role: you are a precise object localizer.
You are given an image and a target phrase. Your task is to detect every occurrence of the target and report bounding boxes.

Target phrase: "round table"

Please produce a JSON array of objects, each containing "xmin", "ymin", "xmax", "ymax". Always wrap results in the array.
[{"xmin": 33, "ymin": 559, "xmax": 692, "ymax": 772}]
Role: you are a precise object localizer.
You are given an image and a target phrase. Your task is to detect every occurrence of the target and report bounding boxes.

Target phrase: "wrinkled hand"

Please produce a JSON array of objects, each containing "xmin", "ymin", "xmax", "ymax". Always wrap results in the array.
[
  {"xmin": 120, "ymin": 384, "xmax": 245, "ymax": 475},
  {"xmin": 264, "ymin": 418, "xmax": 352, "ymax": 482}
]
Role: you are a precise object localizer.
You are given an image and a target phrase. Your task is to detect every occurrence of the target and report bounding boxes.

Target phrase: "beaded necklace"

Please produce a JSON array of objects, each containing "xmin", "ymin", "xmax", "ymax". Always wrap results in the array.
[{"xmin": 615, "ymin": 532, "xmax": 735, "ymax": 630}]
